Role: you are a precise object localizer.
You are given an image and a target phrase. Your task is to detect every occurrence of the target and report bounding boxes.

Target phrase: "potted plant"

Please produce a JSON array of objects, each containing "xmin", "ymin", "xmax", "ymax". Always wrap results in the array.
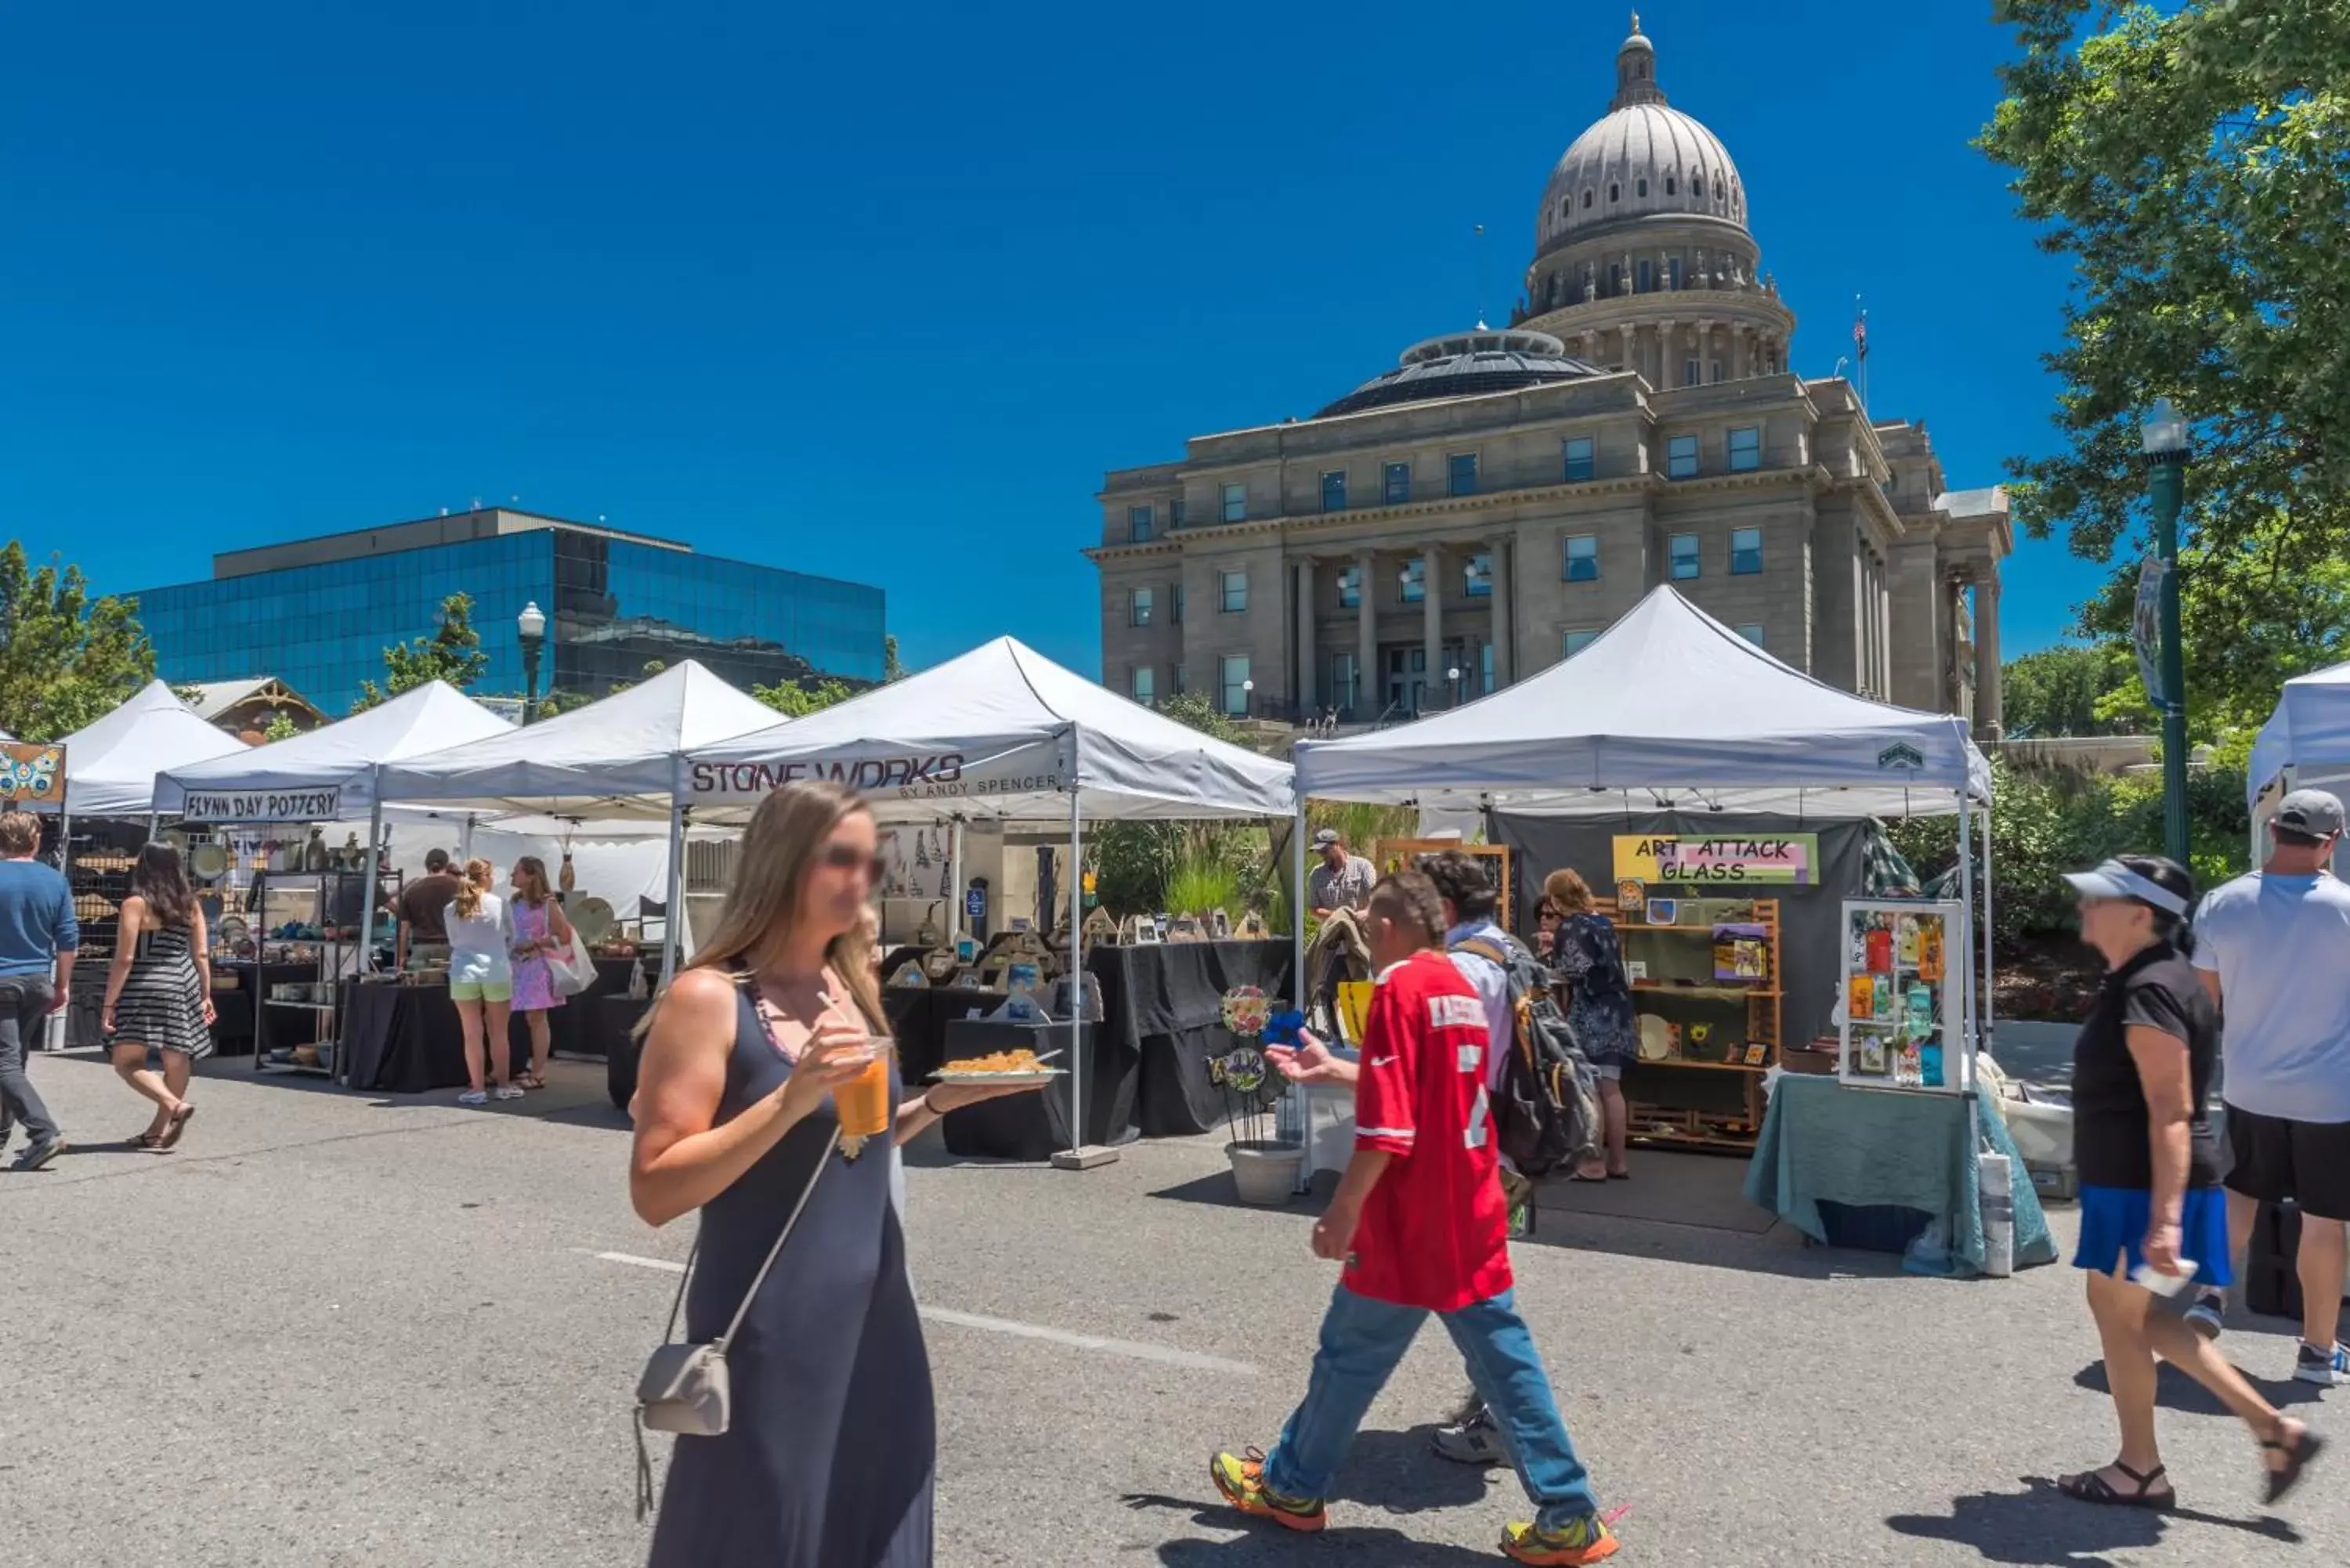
[{"xmin": 1213, "ymin": 985, "xmax": 1300, "ymax": 1205}]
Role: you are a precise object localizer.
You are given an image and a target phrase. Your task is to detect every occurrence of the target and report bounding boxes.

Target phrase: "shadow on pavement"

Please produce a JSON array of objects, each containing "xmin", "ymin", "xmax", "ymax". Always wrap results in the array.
[
  {"xmin": 1126, "ymin": 1487, "xmax": 1507, "ymax": 1566},
  {"xmin": 2072, "ymin": 1359, "xmax": 2325, "ymax": 1414},
  {"xmin": 1885, "ymin": 1476, "xmax": 2299, "ymax": 1565}
]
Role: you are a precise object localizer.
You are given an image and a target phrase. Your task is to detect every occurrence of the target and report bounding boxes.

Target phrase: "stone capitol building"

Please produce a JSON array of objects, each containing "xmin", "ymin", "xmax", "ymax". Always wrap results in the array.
[{"xmin": 1088, "ymin": 17, "xmax": 2009, "ymax": 735}]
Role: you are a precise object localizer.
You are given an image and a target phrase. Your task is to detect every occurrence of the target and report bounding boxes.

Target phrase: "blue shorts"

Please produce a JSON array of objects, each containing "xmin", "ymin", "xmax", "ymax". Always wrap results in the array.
[{"xmin": 2072, "ymin": 1184, "xmax": 2235, "ymax": 1287}]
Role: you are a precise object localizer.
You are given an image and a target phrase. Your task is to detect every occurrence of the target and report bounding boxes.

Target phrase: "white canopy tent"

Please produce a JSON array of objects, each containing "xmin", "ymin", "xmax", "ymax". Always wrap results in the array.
[
  {"xmin": 2247, "ymin": 659, "xmax": 2350, "ymax": 866},
  {"xmin": 682, "ymin": 637, "xmax": 1297, "ymax": 1162},
  {"xmin": 377, "ymin": 661, "xmax": 779, "ymax": 820},
  {"xmin": 43, "ymin": 680, "xmax": 248, "ymax": 818},
  {"xmin": 1295, "ymin": 586, "xmax": 1996, "ymax": 1076},
  {"xmin": 1295, "ymin": 587, "xmax": 1989, "ymax": 817}
]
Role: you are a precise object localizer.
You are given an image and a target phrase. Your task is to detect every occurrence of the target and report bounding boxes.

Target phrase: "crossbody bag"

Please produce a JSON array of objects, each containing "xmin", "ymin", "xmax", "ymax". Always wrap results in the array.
[{"xmin": 632, "ymin": 1125, "xmax": 839, "ymax": 1520}]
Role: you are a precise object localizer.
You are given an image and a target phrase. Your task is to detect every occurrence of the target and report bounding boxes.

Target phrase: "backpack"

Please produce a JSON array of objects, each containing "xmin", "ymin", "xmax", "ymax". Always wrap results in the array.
[{"xmin": 1451, "ymin": 934, "xmax": 1602, "ymax": 1178}]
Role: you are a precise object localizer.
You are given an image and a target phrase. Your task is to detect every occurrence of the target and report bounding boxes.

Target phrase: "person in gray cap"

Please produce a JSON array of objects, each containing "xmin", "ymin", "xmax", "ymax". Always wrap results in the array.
[
  {"xmin": 2189, "ymin": 787, "xmax": 2350, "ymax": 1382},
  {"xmin": 1307, "ymin": 829, "xmax": 1376, "ymax": 920}
]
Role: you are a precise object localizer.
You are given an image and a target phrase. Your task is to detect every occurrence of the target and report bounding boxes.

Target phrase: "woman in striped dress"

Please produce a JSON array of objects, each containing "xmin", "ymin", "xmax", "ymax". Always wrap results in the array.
[{"xmin": 103, "ymin": 843, "xmax": 215, "ymax": 1151}]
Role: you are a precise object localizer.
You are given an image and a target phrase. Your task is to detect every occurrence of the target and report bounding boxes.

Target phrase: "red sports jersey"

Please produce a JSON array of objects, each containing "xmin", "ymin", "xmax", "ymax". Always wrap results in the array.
[{"xmin": 1344, "ymin": 948, "xmax": 1512, "ymax": 1311}]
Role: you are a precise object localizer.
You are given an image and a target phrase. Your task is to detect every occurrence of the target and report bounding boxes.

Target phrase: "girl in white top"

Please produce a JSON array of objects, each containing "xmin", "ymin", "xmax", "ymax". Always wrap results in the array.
[{"xmin": 443, "ymin": 858, "xmax": 519, "ymax": 1105}]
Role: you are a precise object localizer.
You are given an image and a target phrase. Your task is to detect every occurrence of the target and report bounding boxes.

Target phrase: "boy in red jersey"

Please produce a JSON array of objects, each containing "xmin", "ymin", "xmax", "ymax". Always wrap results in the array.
[{"xmin": 1211, "ymin": 871, "xmax": 1618, "ymax": 1565}]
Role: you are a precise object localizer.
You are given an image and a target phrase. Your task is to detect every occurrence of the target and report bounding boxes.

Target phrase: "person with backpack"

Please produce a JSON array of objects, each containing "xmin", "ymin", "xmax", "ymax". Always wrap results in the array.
[
  {"xmin": 1231, "ymin": 870, "xmax": 1621, "ymax": 1565},
  {"xmin": 1544, "ymin": 869, "xmax": 1636, "ymax": 1181}
]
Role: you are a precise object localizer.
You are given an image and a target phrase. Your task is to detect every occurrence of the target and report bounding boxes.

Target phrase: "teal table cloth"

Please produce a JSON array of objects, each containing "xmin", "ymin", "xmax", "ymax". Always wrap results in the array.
[{"xmin": 1744, "ymin": 1075, "xmax": 2059, "ymax": 1277}]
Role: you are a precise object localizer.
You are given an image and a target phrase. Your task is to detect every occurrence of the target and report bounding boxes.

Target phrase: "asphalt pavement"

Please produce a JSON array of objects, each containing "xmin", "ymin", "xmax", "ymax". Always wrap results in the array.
[{"xmin": 2, "ymin": 1048, "xmax": 2342, "ymax": 1567}]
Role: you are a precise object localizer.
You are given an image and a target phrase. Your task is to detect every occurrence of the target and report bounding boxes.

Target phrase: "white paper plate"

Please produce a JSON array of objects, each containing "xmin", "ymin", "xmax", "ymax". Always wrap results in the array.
[{"xmin": 569, "ymin": 896, "xmax": 616, "ymax": 946}]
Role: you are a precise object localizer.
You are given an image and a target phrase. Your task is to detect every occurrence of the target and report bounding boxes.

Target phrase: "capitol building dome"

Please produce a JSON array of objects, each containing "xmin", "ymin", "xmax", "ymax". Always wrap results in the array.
[{"xmin": 1514, "ymin": 16, "xmax": 1793, "ymax": 389}]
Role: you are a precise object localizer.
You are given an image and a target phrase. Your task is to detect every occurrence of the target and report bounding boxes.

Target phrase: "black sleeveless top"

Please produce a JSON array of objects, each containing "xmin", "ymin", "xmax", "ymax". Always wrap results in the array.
[{"xmin": 647, "ymin": 981, "xmax": 934, "ymax": 1567}]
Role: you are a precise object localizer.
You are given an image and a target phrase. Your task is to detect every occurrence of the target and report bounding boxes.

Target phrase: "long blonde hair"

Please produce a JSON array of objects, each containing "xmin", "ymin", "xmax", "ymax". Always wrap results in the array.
[
  {"xmin": 671, "ymin": 780, "xmax": 884, "ymax": 1032},
  {"xmin": 1544, "ymin": 867, "xmax": 1596, "ymax": 916},
  {"xmin": 512, "ymin": 855, "xmax": 552, "ymax": 906},
  {"xmin": 454, "ymin": 857, "xmax": 493, "ymax": 920}
]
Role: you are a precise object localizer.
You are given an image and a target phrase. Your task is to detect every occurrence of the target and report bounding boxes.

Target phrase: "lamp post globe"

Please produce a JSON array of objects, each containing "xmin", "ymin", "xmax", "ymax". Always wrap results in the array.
[
  {"xmin": 2139, "ymin": 399, "xmax": 2191, "ymax": 866},
  {"xmin": 517, "ymin": 600, "xmax": 548, "ymax": 726},
  {"xmin": 1241, "ymin": 676, "xmax": 1254, "ymax": 719}
]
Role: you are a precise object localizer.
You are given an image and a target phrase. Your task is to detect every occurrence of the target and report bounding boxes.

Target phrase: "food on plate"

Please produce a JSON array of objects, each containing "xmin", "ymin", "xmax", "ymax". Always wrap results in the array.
[{"xmin": 940, "ymin": 1049, "xmax": 1043, "ymax": 1075}]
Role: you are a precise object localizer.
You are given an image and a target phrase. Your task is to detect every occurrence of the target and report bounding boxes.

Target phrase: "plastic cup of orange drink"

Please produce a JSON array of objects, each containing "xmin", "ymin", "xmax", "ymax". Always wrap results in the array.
[{"xmin": 832, "ymin": 1036, "xmax": 894, "ymax": 1140}]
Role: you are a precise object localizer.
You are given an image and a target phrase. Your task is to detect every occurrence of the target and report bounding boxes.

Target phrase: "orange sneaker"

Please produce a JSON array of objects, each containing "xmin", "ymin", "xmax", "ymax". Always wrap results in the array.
[
  {"xmin": 1209, "ymin": 1447, "xmax": 1327, "ymax": 1533},
  {"xmin": 1501, "ymin": 1512, "xmax": 1621, "ymax": 1564}
]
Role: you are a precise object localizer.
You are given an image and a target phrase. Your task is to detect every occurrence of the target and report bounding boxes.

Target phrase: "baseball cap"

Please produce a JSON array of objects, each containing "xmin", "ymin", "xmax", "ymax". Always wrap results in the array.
[
  {"xmin": 2274, "ymin": 789, "xmax": 2346, "ymax": 838},
  {"xmin": 2063, "ymin": 858, "xmax": 2191, "ymax": 916},
  {"xmin": 1311, "ymin": 828, "xmax": 1341, "ymax": 847}
]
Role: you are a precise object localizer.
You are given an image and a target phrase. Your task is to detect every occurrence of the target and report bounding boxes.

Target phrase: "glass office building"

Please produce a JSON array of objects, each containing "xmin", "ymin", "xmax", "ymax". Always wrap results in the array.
[{"xmin": 137, "ymin": 512, "xmax": 885, "ymax": 718}]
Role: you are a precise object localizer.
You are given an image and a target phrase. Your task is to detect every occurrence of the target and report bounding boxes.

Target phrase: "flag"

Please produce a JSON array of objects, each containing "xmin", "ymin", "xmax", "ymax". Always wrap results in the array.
[{"xmin": 1853, "ymin": 299, "xmax": 1869, "ymax": 361}]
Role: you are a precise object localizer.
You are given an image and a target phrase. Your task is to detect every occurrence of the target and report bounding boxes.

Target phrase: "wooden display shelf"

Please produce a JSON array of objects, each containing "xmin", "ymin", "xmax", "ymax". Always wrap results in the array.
[
  {"xmin": 1632, "ymin": 982, "xmax": 1781, "ymax": 1000},
  {"xmin": 1607, "ymin": 895, "xmax": 1783, "ymax": 1152}
]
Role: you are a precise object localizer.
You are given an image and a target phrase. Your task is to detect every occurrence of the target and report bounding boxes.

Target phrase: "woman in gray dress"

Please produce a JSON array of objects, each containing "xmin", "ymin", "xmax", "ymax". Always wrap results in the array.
[
  {"xmin": 103, "ymin": 842, "xmax": 215, "ymax": 1151},
  {"xmin": 629, "ymin": 780, "xmax": 1039, "ymax": 1567}
]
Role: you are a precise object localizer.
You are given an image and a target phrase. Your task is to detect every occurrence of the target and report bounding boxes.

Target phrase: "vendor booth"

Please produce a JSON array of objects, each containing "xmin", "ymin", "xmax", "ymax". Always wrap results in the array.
[
  {"xmin": 352, "ymin": 662, "xmax": 783, "ymax": 1092},
  {"xmin": 155, "ymin": 681, "xmax": 516, "ymax": 1079},
  {"xmin": 674, "ymin": 636, "xmax": 1297, "ymax": 1165},
  {"xmin": 24, "ymin": 681, "xmax": 251, "ymax": 1048},
  {"xmin": 1295, "ymin": 587, "xmax": 2045, "ymax": 1273}
]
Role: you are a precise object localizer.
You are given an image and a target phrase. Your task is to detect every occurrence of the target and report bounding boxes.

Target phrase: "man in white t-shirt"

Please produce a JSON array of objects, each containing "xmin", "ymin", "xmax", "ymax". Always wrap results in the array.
[{"xmin": 2190, "ymin": 789, "xmax": 2350, "ymax": 1384}]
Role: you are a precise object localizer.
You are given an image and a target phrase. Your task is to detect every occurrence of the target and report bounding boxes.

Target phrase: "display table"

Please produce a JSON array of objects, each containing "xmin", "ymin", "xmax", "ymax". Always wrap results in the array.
[
  {"xmin": 1744, "ymin": 1075, "xmax": 2058, "ymax": 1277},
  {"xmin": 1087, "ymin": 940, "xmax": 1295, "ymax": 1136},
  {"xmin": 936, "ymin": 1018, "xmax": 1136, "ymax": 1160},
  {"xmin": 344, "ymin": 980, "xmax": 653, "ymax": 1095}
]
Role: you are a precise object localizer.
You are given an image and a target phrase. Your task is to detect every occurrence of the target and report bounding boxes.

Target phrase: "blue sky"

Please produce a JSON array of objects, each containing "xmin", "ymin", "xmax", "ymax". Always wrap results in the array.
[{"xmin": 1, "ymin": 2, "xmax": 2092, "ymax": 677}]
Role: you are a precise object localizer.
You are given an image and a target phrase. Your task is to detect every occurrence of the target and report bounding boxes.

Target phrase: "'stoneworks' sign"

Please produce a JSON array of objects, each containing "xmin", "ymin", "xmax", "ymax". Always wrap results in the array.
[
  {"xmin": 688, "ymin": 748, "xmax": 1062, "ymax": 804},
  {"xmin": 180, "ymin": 786, "xmax": 343, "ymax": 824}
]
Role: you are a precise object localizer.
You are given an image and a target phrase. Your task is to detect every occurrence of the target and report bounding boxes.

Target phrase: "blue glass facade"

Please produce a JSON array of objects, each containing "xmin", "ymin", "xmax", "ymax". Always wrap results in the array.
[{"xmin": 138, "ymin": 527, "xmax": 884, "ymax": 717}]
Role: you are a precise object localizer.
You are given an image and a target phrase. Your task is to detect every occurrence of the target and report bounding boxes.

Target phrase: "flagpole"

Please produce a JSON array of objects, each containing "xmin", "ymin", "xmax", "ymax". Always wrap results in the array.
[{"xmin": 1854, "ymin": 294, "xmax": 1870, "ymax": 412}]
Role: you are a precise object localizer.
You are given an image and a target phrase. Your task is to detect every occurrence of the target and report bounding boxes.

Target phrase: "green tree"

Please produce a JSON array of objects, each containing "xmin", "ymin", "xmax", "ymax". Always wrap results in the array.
[
  {"xmin": 1999, "ymin": 645, "xmax": 2135, "ymax": 738},
  {"xmin": 0, "ymin": 541, "xmax": 157, "ymax": 739},
  {"xmin": 261, "ymin": 710, "xmax": 302, "ymax": 742},
  {"xmin": 752, "ymin": 677, "xmax": 859, "ymax": 717},
  {"xmin": 354, "ymin": 591, "xmax": 488, "ymax": 711},
  {"xmin": 1979, "ymin": 2, "xmax": 2350, "ymax": 719},
  {"xmin": 883, "ymin": 635, "xmax": 905, "ymax": 682}
]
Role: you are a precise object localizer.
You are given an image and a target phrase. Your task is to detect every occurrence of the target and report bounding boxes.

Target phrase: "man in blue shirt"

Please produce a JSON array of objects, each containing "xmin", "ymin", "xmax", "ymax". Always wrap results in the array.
[
  {"xmin": 0, "ymin": 810, "xmax": 78, "ymax": 1169},
  {"xmin": 2191, "ymin": 789, "xmax": 2350, "ymax": 1382}
]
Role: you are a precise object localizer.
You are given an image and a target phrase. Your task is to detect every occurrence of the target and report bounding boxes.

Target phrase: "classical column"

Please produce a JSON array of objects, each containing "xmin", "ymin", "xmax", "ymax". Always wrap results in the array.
[
  {"xmin": 1292, "ymin": 558, "xmax": 1317, "ymax": 720},
  {"xmin": 1354, "ymin": 547, "xmax": 1376, "ymax": 721},
  {"xmin": 1422, "ymin": 547, "xmax": 1444, "ymax": 710},
  {"xmin": 1658, "ymin": 319, "xmax": 1677, "ymax": 386},
  {"xmin": 1975, "ymin": 572, "xmax": 2003, "ymax": 739},
  {"xmin": 1488, "ymin": 536, "xmax": 1513, "ymax": 690}
]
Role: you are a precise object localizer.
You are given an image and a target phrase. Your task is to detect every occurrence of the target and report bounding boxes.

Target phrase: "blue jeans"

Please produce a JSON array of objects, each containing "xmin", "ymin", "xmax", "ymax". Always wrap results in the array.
[{"xmin": 1265, "ymin": 1283, "xmax": 1600, "ymax": 1529}]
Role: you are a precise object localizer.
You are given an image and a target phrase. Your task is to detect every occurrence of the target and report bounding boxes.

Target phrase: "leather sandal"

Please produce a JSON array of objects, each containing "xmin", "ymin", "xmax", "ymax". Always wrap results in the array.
[
  {"xmin": 2263, "ymin": 1422, "xmax": 2325, "ymax": 1505},
  {"xmin": 156, "ymin": 1104, "xmax": 195, "ymax": 1151},
  {"xmin": 2057, "ymin": 1461, "xmax": 2172, "ymax": 1508}
]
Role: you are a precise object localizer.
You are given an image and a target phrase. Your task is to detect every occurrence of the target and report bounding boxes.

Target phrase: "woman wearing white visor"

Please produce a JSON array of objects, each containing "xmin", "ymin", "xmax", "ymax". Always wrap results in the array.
[{"xmin": 2057, "ymin": 854, "xmax": 2323, "ymax": 1508}]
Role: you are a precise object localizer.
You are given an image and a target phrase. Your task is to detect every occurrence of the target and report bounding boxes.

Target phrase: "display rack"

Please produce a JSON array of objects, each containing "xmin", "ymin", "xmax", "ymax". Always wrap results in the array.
[
  {"xmin": 1838, "ymin": 898, "xmax": 1969, "ymax": 1093},
  {"xmin": 1608, "ymin": 897, "xmax": 1783, "ymax": 1151},
  {"xmin": 250, "ymin": 868, "xmax": 380, "ymax": 1079}
]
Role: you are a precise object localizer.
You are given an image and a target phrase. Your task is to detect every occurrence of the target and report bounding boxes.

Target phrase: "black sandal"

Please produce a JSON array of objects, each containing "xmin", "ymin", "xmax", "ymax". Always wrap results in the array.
[
  {"xmin": 2263, "ymin": 1422, "xmax": 2325, "ymax": 1505},
  {"xmin": 155, "ymin": 1104, "xmax": 195, "ymax": 1151},
  {"xmin": 2057, "ymin": 1461, "xmax": 2172, "ymax": 1508}
]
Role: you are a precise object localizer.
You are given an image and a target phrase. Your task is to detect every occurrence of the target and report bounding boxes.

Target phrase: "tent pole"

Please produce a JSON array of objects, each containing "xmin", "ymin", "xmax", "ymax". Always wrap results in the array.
[
  {"xmin": 1956, "ymin": 792, "xmax": 1977, "ymax": 1090},
  {"xmin": 49, "ymin": 784, "xmax": 71, "ymax": 1053},
  {"xmin": 660, "ymin": 802, "xmax": 687, "ymax": 992},
  {"xmin": 947, "ymin": 818, "xmax": 964, "ymax": 938},
  {"xmin": 349, "ymin": 796, "xmax": 385, "ymax": 1086},
  {"xmin": 459, "ymin": 813, "xmax": 475, "ymax": 862},
  {"xmin": 1979, "ymin": 803, "xmax": 1995, "ymax": 1065},
  {"xmin": 1067, "ymin": 791, "xmax": 1083, "ymax": 1156},
  {"xmin": 1292, "ymin": 797, "xmax": 1311, "ymax": 1194},
  {"xmin": 146, "ymin": 811, "xmax": 160, "ymax": 840}
]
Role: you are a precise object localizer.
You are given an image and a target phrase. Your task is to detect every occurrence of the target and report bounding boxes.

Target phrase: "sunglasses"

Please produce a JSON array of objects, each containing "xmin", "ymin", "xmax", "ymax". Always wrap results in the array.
[{"xmin": 820, "ymin": 844, "xmax": 888, "ymax": 883}]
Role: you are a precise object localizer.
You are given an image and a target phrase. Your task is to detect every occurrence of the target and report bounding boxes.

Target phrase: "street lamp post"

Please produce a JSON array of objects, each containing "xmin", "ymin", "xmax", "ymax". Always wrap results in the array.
[
  {"xmin": 517, "ymin": 600, "xmax": 547, "ymax": 725},
  {"xmin": 1241, "ymin": 677, "xmax": 1254, "ymax": 720},
  {"xmin": 2141, "ymin": 400, "xmax": 2191, "ymax": 866},
  {"xmin": 1447, "ymin": 664, "xmax": 1462, "ymax": 709}
]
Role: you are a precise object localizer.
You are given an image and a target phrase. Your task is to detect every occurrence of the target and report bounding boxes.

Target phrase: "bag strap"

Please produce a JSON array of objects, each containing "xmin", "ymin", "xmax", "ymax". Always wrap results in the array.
[{"xmin": 660, "ymin": 1124, "xmax": 842, "ymax": 1350}]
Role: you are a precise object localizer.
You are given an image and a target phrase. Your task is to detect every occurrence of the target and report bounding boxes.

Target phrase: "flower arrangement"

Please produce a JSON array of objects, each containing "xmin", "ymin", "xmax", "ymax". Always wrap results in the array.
[
  {"xmin": 1210, "ymin": 985, "xmax": 1286, "ymax": 1147},
  {"xmin": 1220, "ymin": 985, "xmax": 1271, "ymax": 1038}
]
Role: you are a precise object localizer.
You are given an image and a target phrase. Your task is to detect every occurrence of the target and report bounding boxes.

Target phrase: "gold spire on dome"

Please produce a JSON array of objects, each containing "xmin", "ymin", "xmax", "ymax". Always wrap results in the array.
[{"xmin": 1612, "ymin": 12, "xmax": 1665, "ymax": 110}]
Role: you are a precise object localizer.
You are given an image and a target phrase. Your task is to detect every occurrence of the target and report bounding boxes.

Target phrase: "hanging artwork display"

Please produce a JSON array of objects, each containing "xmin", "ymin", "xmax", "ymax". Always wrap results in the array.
[{"xmin": 1838, "ymin": 899, "xmax": 1967, "ymax": 1094}]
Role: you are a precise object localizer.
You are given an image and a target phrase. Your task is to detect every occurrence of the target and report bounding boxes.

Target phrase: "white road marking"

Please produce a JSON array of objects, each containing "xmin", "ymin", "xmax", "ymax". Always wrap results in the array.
[{"xmin": 587, "ymin": 1250, "xmax": 1256, "ymax": 1375}]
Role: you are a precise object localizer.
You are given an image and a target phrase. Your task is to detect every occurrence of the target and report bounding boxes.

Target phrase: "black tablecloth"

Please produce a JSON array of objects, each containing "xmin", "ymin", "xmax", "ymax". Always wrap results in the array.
[
  {"xmin": 937, "ymin": 1019, "xmax": 1137, "ymax": 1160},
  {"xmin": 1086, "ymin": 941, "xmax": 1295, "ymax": 1136},
  {"xmin": 344, "ymin": 981, "xmax": 652, "ymax": 1095}
]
